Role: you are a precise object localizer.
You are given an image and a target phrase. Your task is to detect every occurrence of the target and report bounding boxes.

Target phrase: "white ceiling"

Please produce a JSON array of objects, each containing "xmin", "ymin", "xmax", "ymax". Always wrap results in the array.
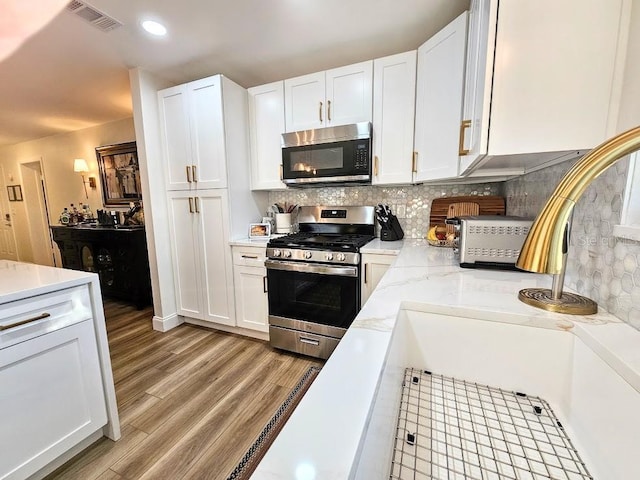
[{"xmin": 0, "ymin": 0, "xmax": 469, "ymax": 147}]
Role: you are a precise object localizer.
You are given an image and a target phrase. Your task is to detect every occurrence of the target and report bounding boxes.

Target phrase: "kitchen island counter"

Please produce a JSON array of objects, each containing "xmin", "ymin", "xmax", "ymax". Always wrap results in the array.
[
  {"xmin": 252, "ymin": 240, "xmax": 640, "ymax": 479},
  {"xmin": 0, "ymin": 260, "xmax": 120, "ymax": 479}
]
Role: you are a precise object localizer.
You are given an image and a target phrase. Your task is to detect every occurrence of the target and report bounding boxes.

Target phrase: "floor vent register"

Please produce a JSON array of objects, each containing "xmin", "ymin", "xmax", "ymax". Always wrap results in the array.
[{"xmin": 390, "ymin": 368, "xmax": 593, "ymax": 480}]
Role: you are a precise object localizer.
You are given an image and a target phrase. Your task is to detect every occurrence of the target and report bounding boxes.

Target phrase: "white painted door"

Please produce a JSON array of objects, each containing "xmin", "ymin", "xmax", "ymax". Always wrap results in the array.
[
  {"xmin": 361, "ymin": 254, "xmax": 395, "ymax": 307},
  {"xmin": 413, "ymin": 12, "xmax": 468, "ymax": 182},
  {"xmin": 188, "ymin": 76, "xmax": 228, "ymax": 189},
  {"xmin": 248, "ymin": 81, "xmax": 286, "ymax": 190},
  {"xmin": 158, "ymin": 85, "xmax": 193, "ymax": 191},
  {"xmin": 0, "ymin": 319, "xmax": 106, "ymax": 480},
  {"xmin": 325, "ymin": 60, "xmax": 373, "ymax": 127},
  {"xmin": 0, "ymin": 165, "xmax": 17, "ymax": 261},
  {"xmin": 284, "ymin": 71, "xmax": 325, "ymax": 132},
  {"xmin": 372, "ymin": 51, "xmax": 417, "ymax": 185},
  {"xmin": 20, "ymin": 161, "xmax": 54, "ymax": 266},
  {"xmin": 234, "ymin": 265, "xmax": 268, "ymax": 332},
  {"xmin": 195, "ymin": 190, "xmax": 235, "ymax": 326},
  {"xmin": 166, "ymin": 191, "xmax": 202, "ymax": 319}
]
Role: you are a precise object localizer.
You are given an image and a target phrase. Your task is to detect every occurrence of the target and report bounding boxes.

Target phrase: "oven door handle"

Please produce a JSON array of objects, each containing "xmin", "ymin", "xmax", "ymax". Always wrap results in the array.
[{"xmin": 265, "ymin": 260, "xmax": 358, "ymax": 277}]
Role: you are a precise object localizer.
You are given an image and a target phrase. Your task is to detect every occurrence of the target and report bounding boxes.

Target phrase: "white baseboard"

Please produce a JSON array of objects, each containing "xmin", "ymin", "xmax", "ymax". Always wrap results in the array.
[
  {"xmin": 152, "ymin": 313, "xmax": 182, "ymax": 332},
  {"xmin": 184, "ymin": 317, "xmax": 269, "ymax": 341}
]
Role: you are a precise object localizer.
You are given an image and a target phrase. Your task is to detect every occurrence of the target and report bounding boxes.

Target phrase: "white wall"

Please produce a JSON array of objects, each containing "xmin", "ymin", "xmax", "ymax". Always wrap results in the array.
[
  {"xmin": 0, "ymin": 117, "xmax": 135, "ymax": 263},
  {"xmin": 618, "ymin": 0, "xmax": 640, "ymax": 132},
  {"xmin": 129, "ymin": 68, "xmax": 178, "ymax": 329}
]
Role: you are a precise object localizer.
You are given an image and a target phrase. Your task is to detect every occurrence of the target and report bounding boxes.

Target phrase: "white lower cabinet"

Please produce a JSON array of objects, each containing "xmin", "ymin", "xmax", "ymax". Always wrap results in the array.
[
  {"xmin": 0, "ymin": 318, "xmax": 106, "ymax": 480},
  {"xmin": 232, "ymin": 246, "xmax": 268, "ymax": 333},
  {"xmin": 361, "ymin": 253, "xmax": 396, "ymax": 307},
  {"xmin": 167, "ymin": 190, "xmax": 235, "ymax": 326}
]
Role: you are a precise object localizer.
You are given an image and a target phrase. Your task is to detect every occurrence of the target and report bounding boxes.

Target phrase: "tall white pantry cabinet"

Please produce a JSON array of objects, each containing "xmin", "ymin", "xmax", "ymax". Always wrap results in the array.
[{"xmin": 158, "ymin": 74, "xmax": 267, "ymax": 329}]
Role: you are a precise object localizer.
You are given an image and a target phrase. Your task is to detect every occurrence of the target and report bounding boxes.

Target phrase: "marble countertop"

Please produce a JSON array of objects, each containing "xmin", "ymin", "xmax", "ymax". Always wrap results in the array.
[
  {"xmin": 0, "ymin": 260, "xmax": 98, "ymax": 304},
  {"xmin": 252, "ymin": 239, "xmax": 640, "ymax": 479}
]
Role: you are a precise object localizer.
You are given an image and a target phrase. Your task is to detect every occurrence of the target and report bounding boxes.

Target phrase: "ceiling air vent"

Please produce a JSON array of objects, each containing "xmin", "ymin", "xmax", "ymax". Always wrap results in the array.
[{"xmin": 66, "ymin": 0, "xmax": 123, "ymax": 32}]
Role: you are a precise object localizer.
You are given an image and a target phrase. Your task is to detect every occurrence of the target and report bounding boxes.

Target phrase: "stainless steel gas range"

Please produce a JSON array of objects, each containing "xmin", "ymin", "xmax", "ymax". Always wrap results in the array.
[{"xmin": 266, "ymin": 206, "xmax": 375, "ymax": 359}]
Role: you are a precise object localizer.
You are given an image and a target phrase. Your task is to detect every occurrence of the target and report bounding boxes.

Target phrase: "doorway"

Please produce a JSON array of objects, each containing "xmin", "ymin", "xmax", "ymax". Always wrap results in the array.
[
  {"xmin": 0, "ymin": 164, "xmax": 18, "ymax": 261},
  {"xmin": 20, "ymin": 160, "xmax": 56, "ymax": 266}
]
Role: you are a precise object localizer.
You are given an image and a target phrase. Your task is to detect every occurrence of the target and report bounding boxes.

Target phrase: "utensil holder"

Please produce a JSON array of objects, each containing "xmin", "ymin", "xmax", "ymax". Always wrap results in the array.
[{"xmin": 275, "ymin": 213, "xmax": 292, "ymax": 234}]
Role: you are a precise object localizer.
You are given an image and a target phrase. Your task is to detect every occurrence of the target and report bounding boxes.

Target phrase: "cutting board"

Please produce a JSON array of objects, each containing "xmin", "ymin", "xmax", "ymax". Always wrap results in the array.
[{"xmin": 429, "ymin": 195, "xmax": 505, "ymax": 228}]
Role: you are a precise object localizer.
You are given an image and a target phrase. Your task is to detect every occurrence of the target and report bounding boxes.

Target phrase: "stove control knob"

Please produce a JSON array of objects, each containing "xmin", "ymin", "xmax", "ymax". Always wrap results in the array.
[
  {"xmin": 336, "ymin": 253, "xmax": 346, "ymax": 262},
  {"xmin": 325, "ymin": 253, "xmax": 334, "ymax": 261},
  {"xmin": 283, "ymin": 250, "xmax": 291, "ymax": 258},
  {"xmin": 273, "ymin": 249, "xmax": 281, "ymax": 257},
  {"xmin": 304, "ymin": 251, "xmax": 313, "ymax": 259}
]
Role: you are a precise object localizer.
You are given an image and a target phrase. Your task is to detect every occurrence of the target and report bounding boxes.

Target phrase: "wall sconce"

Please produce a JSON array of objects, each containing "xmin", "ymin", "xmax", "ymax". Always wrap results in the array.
[{"xmin": 73, "ymin": 158, "xmax": 96, "ymax": 199}]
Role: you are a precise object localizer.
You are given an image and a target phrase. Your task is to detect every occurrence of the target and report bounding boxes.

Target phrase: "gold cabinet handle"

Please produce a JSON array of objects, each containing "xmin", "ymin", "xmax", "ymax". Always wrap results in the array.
[
  {"xmin": 0, "ymin": 312, "xmax": 50, "ymax": 331},
  {"xmin": 459, "ymin": 120, "xmax": 471, "ymax": 156},
  {"xmin": 327, "ymin": 100, "xmax": 331, "ymax": 122},
  {"xmin": 412, "ymin": 152, "xmax": 418, "ymax": 173},
  {"xmin": 319, "ymin": 101, "xmax": 323, "ymax": 123},
  {"xmin": 241, "ymin": 254, "xmax": 258, "ymax": 259},
  {"xmin": 186, "ymin": 166, "xmax": 192, "ymax": 183},
  {"xmin": 192, "ymin": 165, "xmax": 197, "ymax": 182},
  {"xmin": 263, "ymin": 276, "xmax": 268, "ymax": 293},
  {"xmin": 279, "ymin": 164, "xmax": 283, "ymax": 181},
  {"xmin": 374, "ymin": 155, "xmax": 379, "ymax": 177},
  {"xmin": 188, "ymin": 197, "xmax": 194, "ymax": 213},
  {"xmin": 364, "ymin": 263, "xmax": 368, "ymax": 284},
  {"xmin": 194, "ymin": 197, "xmax": 200, "ymax": 213}
]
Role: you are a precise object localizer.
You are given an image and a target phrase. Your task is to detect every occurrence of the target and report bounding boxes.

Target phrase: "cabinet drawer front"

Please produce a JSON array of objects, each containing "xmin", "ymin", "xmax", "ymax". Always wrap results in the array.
[
  {"xmin": 0, "ymin": 319, "xmax": 107, "ymax": 480},
  {"xmin": 232, "ymin": 247, "xmax": 267, "ymax": 267},
  {"xmin": 0, "ymin": 285, "xmax": 92, "ymax": 350}
]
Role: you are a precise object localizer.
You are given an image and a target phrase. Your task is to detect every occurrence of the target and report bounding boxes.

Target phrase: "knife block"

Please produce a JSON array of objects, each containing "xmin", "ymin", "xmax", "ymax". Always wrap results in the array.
[{"xmin": 380, "ymin": 214, "xmax": 404, "ymax": 241}]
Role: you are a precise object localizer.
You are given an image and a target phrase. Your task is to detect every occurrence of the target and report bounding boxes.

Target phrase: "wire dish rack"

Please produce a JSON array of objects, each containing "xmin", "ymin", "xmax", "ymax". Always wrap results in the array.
[{"xmin": 390, "ymin": 369, "xmax": 593, "ymax": 480}]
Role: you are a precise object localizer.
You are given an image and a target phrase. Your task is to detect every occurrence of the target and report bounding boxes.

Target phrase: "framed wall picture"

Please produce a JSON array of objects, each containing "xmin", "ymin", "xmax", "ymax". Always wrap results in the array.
[
  {"xmin": 95, "ymin": 141, "xmax": 142, "ymax": 206},
  {"xmin": 249, "ymin": 223, "xmax": 271, "ymax": 239}
]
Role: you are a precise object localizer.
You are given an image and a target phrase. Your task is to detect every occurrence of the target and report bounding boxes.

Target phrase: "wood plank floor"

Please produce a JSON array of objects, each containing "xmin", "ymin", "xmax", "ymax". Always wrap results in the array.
[{"xmin": 46, "ymin": 300, "xmax": 323, "ymax": 480}]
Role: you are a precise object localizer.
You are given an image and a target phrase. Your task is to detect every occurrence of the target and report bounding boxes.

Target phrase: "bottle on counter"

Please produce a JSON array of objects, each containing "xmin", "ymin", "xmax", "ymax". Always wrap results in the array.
[{"xmin": 59, "ymin": 208, "xmax": 70, "ymax": 225}]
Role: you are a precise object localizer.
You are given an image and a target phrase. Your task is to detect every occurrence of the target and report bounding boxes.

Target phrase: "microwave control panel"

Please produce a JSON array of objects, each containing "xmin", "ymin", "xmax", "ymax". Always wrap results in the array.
[{"xmin": 354, "ymin": 141, "xmax": 370, "ymax": 171}]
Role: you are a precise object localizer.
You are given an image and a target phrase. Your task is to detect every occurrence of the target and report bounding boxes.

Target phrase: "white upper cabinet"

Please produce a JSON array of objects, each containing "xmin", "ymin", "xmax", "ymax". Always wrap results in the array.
[
  {"xmin": 459, "ymin": 0, "xmax": 630, "ymax": 175},
  {"xmin": 413, "ymin": 12, "xmax": 468, "ymax": 182},
  {"xmin": 284, "ymin": 60, "xmax": 373, "ymax": 132},
  {"xmin": 248, "ymin": 81, "xmax": 286, "ymax": 190},
  {"xmin": 158, "ymin": 75, "xmax": 228, "ymax": 190},
  {"xmin": 372, "ymin": 51, "xmax": 417, "ymax": 185}
]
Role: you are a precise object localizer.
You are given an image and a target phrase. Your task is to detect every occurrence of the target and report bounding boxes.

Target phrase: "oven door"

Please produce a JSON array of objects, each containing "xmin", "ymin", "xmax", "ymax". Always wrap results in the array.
[
  {"xmin": 266, "ymin": 260, "xmax": 360, "ymax": 336},
  {"xmin": 281, "ymin": 138, "xmax": 370, "ymax": 186}
]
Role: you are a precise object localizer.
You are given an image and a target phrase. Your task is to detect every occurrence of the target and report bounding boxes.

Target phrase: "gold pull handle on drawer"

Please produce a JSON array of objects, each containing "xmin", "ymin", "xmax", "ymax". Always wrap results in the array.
[
  {"xmin": 192, "ymin": 165, "xmax": 197, "ymax": 182},
  {"xmin": 194, "ymin": 197, "xmax": 200, "ymax": 213},
  {"xmin": 319, "ymin": 101, "xmax": 323, "ymax": 123},
  {"xmin": 186, "ymin": 166, "xmax": 192, "ymax": 183},
  {"xmin": 241, "ymin": 255, "xmax": 258, "ymax": 259},
  {"xmin": 0, "ymin": 312, "xmax": 51, "ymax": 331},
  {"xmin": 188, "ymin": 197, "xmax": 194, "ymax": 213},
  {"xmin": 327, "ymin": 100, "xmax": 331, "ymax": 122},
  {"xmin": 374, "ymin": 156, "xmax": 379, "ymax": 177},
  {"xmin": 459, "ymin": 120, "xmax": 471, "ymax": 156},
  {"xmin": 412, "ymin": 152, "xmax": 418, "ymax": 173}
]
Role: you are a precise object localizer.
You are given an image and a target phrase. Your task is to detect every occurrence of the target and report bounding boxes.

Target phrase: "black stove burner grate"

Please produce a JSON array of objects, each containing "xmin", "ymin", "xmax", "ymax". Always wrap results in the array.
[{"xmin": 268, "ymin": 232, "xmax": 375, "ymax": 250}]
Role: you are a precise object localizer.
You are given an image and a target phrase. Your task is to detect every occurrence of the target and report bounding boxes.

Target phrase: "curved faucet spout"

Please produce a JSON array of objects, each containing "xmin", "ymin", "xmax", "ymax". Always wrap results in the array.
[
  {"xmin": 517, "ymin": 125, "xmax": 640, "ymax": 275},
  {"xmin": 516, "ymin": 125, "xmax": 640, "ymax": 314}
]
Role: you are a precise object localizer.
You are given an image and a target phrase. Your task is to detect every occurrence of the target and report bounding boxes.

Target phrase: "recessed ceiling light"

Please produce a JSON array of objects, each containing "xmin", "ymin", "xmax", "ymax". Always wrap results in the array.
[{"xmin": 142, "ymin": 20, "xmax": 167, "ymax": 36}]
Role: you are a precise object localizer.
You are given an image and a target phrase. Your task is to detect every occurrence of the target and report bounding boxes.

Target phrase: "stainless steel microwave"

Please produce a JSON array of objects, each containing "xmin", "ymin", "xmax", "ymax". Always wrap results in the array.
[{"xmin": 281, "ymin": 122, "xmax": 372, "ymax": 186}]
